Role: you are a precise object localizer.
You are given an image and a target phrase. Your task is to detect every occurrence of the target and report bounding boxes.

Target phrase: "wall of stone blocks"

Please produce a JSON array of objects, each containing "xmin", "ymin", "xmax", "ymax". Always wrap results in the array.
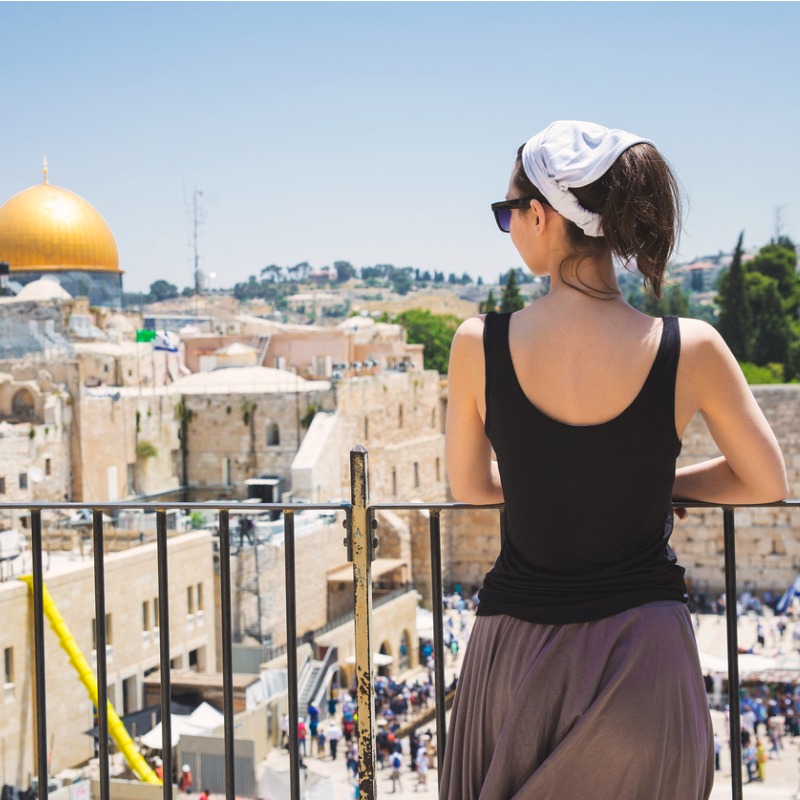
[
  {"xmin": 183, "ymin": 388, "xmax": 332, "ymax": 493},
  {"xmin": 673, "ymin": 385, "xmax": 800, "ymax": 595},
  {"xmin": 218, "ymin": 514, "xmax": 351, "ymax": 658},
  {"xmin": 333, "ymin": 371, "xmax": 446, "ymax": 503},
  {"xmin": 0, "ymin": 531, "xmax": 216, "ymax": 782}
]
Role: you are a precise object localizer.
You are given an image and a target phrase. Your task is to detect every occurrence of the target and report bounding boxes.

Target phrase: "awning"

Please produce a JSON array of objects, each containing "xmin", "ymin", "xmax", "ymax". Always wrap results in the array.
[
  {"xmin": 84, "ymin": 700, "xmax": 194, "ymax": 740},
  {"xmin": 326, "ymin": 558, "xmax": 407, "ymax": 583},
  {"xmin": 345, "ymin": 653, "xmax": 393, "ymax": 666}
]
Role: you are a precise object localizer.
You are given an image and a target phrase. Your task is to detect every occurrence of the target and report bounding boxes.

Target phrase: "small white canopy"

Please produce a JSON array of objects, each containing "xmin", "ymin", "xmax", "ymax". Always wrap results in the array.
[{"xmin": 139, "ymin": 702, "xmax": 224, "ymax": 750}]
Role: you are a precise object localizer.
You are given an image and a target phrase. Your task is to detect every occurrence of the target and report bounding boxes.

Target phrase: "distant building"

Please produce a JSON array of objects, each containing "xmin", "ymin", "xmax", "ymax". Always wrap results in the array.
[{"xmin": 0, "ymin": 163, "xmax": 123, "ymax": 307}]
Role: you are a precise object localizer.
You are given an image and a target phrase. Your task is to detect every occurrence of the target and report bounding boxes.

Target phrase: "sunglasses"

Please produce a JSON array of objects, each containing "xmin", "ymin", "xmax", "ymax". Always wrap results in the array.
[{"xmin": 490, "ymin": 196, "xmax": 541, "ymax": 233}]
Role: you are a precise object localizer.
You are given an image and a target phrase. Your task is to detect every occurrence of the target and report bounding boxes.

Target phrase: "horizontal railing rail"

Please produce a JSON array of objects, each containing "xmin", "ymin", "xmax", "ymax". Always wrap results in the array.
[{"xmin": 4, "ymin": 462, "xmax": 798, "ymax": 800}]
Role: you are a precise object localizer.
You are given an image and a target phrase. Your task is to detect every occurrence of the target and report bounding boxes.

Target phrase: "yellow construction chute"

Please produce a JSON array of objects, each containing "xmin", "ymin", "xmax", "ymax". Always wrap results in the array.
[{"xmin": 19, "ymin": 575, "xmax": 161, "ymax": 785}]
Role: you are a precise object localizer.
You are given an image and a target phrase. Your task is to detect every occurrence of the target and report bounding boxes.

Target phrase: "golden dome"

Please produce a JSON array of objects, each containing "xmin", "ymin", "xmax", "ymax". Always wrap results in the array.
[{"xmin": 0, "ymin": 171, "xmax": 120, "ymax": 274}]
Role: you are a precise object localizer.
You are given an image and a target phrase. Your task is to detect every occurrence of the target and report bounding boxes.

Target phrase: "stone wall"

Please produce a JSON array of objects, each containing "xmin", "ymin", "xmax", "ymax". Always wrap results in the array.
[
  {"xmin": 183, "ymin": 388, "xmax": 332, "ymax": 493},
  {"xmin": 674, "ymin": 385, "xmax": 800, "ymax": 595},
  {"xmin": 217, "ymin": 513, "xmax": 350, "ymax": 659}
]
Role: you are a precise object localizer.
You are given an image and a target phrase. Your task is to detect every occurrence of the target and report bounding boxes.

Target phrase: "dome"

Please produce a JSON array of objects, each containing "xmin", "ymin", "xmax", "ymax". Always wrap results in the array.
[
  {"xmin": 15, "ymin": 277, "xmax": 73, "ymax": 301},
  {"xmin": 0, "ymin": 173, "xmax": 120, "ymax": 274}
]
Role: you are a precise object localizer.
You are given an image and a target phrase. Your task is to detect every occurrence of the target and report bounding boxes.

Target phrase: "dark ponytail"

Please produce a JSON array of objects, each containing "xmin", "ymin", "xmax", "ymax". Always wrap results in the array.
[{"xmin": 512, "ymin": 142, "xmax": 682, "ymax": 298}]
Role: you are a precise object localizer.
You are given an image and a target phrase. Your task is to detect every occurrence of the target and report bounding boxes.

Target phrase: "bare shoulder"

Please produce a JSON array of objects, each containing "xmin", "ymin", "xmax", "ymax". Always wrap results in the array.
[
  {"xmin": 451, "ymin": 315, "xmax": 487, "ymax": 355},
  {"xmin": 677, "ymin": 317, "xmax": 733, "ymax": 366}
]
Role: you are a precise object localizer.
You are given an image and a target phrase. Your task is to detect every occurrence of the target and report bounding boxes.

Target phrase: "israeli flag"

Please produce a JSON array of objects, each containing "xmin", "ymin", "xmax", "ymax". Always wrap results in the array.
[
  {"xmin": 776, "ymin": 573, "xmax": 800, "ymax": 614},
  {"xmin": 154, "ymin": 330, "xmax": 179, "ymax": 353}
]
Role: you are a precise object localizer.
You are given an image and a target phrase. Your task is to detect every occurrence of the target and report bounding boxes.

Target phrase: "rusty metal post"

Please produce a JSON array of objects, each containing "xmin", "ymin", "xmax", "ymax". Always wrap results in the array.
[{"xmin": 348, "ymin": 446, "xmax": 376, "ymax": 800}]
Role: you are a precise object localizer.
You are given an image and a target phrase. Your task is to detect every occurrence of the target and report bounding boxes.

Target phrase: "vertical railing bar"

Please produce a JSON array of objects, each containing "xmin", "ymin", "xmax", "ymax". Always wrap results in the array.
[
  {"xmin": 283, "ymin": 510, "xmax": 301, "ymax": 800},
  {"xmin": 156, "ymin": 509, "xmax": 173, "ymax": 800},
  {"xmin": 723, "ymin": 507, "xmax": 742, "ymax": 800},
  {"xmin": 430, "ymin": 510, "xmax": 447, "ymax": 781},
  {"xmin": 429, "ymin": 510, "xmax": 447, "ymax": 784},
  {"xmin": 31, "ymin": 509, "xmax": 49, "ymax": 798},
  {"xmin": 92, "ymin": 510, "xmax": 111, "ymax": 800},
  {"xmin": 350, "ymin": 446, "xmax": 376, "ymax": 800},
  {"xmin": 218, "ymin": 510, "xmax": 236, "ymax": 800}
]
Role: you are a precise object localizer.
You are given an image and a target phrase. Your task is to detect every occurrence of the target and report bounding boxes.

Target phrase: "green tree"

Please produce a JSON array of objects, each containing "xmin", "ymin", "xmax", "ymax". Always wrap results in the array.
[
  {"xmin": 334, "ymin": 261, "xmax": 356, "ymax": 283},
  {"xmin": 394, "ymin": 309, "xmax": 462, "ymax": 374},
  {"xmin": 716, "ymin": 233, "xmax": 752, "ymax": 361},
  {"xmin": 478, "ymin": 289, "xmax": 498, "ymax": 314},
  {"xmin": 149, "ymin": 280, "xmax": 179, "ymax": 302},
  {"xmin": 746, "ymin": 272, "xmax": 790, "ymax": 365},
  {"xmin": 500, "ymin": 269, "xmax": 525, "ymax": 312}
]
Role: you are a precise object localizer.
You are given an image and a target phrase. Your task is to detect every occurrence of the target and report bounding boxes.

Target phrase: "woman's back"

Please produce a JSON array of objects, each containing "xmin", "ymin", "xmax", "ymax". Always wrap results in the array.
[
  {"xmin": 478, "ymin": 303, "xmax": 687, "ymax": 624},
  {"xmin": 504, "ymin": 296, "xmax": 666, "ymax": 428}
]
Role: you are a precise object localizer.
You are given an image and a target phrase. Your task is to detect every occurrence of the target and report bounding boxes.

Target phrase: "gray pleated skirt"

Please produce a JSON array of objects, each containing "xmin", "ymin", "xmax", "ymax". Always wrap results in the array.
[{"xmin": 440, "ymin": 601, "xmax": 714, "ymax": 800}]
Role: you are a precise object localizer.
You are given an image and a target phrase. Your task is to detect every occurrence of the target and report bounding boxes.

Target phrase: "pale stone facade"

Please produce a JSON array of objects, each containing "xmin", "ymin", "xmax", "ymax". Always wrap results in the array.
[{"xmin": 0, "ymin": 531, "xmax": 216, "ymax": 784}]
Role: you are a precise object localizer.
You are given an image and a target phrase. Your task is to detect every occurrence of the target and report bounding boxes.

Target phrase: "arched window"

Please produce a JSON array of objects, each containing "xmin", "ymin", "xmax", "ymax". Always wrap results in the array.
[
  {"xmin": 266, "ymin": 422, "xmax": 280, "ymax": 446},
  {"xmin": 398, "ymin": 404, "xmax": 403, "ymax": 428},
  {"xmin": 11, "ymin": 389, "xmax": 35, "ymax": 420}
]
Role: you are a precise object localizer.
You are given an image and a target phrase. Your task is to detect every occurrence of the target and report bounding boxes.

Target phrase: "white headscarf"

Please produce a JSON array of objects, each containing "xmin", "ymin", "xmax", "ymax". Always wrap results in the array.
[{"xmin": 521, "ymin": 120, "xmax": 653, "ymax": 237}]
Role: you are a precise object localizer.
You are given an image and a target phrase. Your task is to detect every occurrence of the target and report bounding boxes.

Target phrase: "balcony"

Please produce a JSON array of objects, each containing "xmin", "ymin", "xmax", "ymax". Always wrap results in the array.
[{"xmin": 2, "ymin": 445, "xmax": 797, "ymax": 800}]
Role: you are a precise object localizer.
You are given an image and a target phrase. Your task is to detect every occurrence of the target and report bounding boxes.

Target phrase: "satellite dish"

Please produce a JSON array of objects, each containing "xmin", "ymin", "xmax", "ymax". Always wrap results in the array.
[{"xmin": 29, "ymin": 467, "xmax": 44, "ymax": 484}]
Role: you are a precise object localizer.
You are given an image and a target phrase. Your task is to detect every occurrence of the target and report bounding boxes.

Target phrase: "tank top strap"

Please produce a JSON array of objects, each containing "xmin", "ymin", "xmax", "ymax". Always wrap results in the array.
[
  {"xmin": 482, "ymin": 312, "xmax": 515, "ymax": 425},
  {"xmin": 635, "ymin": 315, "xmax": 681, "ymax": 424}
]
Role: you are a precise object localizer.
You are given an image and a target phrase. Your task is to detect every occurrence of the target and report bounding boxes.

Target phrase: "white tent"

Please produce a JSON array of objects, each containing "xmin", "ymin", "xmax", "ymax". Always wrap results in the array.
[
  {"xmin": 139, "ymin": 702, "xmax": 224, "ymax": 750},
  {"xmin": 258, "ymin": 766, "xmax": 333, "ymax": 800}
]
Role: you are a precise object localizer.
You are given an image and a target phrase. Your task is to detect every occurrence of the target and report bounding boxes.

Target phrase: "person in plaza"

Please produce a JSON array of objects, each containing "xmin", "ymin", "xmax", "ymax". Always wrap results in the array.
[
  {"xmin": 297, "ymin": 717, "xmax": 308, "ymax": 756},
  {"xmin": 280, "ymin": 712, "xmax": 289, "ymax": 748},
  {"xmin": 389, "ymin": 745, "xmax": 404, "ymax": 794},
  {"xmin": 414, "ymin": 744, "xmax": 429, "ymax": 792},
  {"xmin": 179, "ymin": 764, "xmax": 193, "ymax": 794},
  {"xmin": 326, "ymin": 719, "xmax": 342, "ymax": 760},
  {"xmin": 756, "ymin": 737, "xmax": 768, "ymax": 782},
  {"xmin": 441, "ymin": 119, "xmax": 788, "ymax": 799}
]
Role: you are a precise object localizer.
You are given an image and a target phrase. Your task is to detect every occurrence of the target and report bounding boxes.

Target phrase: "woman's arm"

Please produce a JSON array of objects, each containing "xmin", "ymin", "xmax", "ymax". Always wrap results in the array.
[
  {"xmin": 674, "ymin": 320, "xmax": 788, "ymax": 505},
  {"xmin": 445, "ymin": 317, "xmax": 504, "ymax": 504}
]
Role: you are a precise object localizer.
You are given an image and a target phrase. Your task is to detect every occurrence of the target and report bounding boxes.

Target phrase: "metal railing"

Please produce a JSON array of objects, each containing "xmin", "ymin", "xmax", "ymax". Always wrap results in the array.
[{"xmin": 5, "ymin": 446, "xmax": 798, "ymax": 800}]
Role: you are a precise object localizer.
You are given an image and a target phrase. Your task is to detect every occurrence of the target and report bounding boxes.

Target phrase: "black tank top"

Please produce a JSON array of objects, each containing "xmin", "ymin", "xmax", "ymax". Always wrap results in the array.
[{"xmin": 476, "ymin": 312, "xmax": 688, "ymax": 624}]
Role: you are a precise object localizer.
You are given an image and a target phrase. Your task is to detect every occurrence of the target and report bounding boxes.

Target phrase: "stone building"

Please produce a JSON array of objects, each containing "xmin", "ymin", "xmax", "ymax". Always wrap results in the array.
[{"xmin": 0, "ymin": 531, "xmax": 216, "ymax": 785}]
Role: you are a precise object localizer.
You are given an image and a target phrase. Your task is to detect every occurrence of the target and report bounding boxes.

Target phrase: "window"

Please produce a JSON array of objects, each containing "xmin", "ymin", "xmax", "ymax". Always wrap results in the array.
[
  {"xmin": 92, "ymin": 613, "xmax": 113, "ymax": 649},
  {"xmin": 187, "ymin": 586, "xmax": 195, "ymax": 615},
  {"xmin": 413, "ymin": 462, "xmax": 420, "ymax": 488},
  {"xmin": 364, "ymin": 417, "xmax": 369, "ymax": 440},
  {"xmin": 391, "ymin": 468, "xmax": 397, "ymax": 497},
  {"xmin": 153, "ymin": 597, "xmax": 160, "ymax": 629},
  {"xmin": 196, "ymin": 582, "xmax": 204, "ymax": 611},
  {"xmin": 0, "ymin": 478, "xmax": 5, "ymax": 494},
  {"xmin": 142, "ymin": 601, "xmax": 150, "ymax": 631},
  {"xmin": 45, "ymin": 458, "xmax": 51, "ymax": 477},
  {"xmin": 3, "ymin": 647, "xmax": 13, "ymax": 684},
  {"xmin": 18, "ymin": 473, "xmax": 27, "ymax": 490},
  {"xmin": 266, "ymin": 422, "xmax": 280, "ymax": 446},
  {"xmin": 398, "ymin": 404, "xmax": 403, "ymax": 428},
  {"xmin": 435, "ymin": 458, "xmax": 441, "ymax": 482}
]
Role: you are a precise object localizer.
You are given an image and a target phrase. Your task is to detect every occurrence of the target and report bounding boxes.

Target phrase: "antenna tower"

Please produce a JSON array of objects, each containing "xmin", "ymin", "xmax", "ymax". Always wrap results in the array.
[{"xmin": 192, "ymin": 188, "xmax": 204, "ymax": 295}]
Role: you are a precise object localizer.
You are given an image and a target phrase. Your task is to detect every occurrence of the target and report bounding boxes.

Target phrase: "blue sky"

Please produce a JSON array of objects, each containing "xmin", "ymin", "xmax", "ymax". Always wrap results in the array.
[{"xmin": 1, "ymin": 2, "xmax": 798, "ymax": 292}]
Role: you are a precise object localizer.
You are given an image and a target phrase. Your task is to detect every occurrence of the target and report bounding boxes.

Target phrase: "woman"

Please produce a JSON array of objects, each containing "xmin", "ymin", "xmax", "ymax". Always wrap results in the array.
[{"xmin": 441, "ymin": 120, "xmax": 788, "ymax": 799}]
